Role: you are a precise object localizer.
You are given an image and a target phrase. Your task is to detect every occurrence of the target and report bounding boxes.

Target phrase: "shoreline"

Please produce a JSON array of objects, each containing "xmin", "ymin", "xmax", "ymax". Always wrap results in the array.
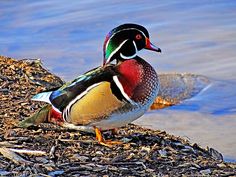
[
  {"xmin": 135, "ymin": 112, "xmax": 236, "ymax": 163},
  {"xmin": 0, "ymin": 55, "xmax": 235, "ymax": 176}
]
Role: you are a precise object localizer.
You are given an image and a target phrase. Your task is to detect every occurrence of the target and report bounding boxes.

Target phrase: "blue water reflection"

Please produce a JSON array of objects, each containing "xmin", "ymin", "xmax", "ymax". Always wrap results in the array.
[{"xmin": 170, "ymin": 80, "xmax": 236, "ymax": 115}]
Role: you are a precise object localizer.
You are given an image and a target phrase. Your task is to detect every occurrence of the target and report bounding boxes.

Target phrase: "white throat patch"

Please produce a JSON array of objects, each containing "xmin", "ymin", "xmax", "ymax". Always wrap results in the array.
[{"xmin": 120, "ymin": 40, "xmax": 138, "ymax": 59}]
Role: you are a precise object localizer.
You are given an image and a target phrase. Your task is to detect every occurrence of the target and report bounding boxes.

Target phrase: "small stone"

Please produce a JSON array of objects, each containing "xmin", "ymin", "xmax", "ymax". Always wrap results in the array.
[
  {"xmin": 35, "ymin": 157, "xmax": 48, "ymax": 164},
  {"xmin": 0, "ymin": 170, "xmax": 11, "ymax": 176},
  {"xmin": 146, "ymin": 168, "xmax": 155, "ymax": 173},
  {"xmin": 100, "ymin": 157, "xmax": 111, "ymax": 162},
  {"xmin": 92, "ymin": 157, "xmax": 100, "ymax": 162},
  {"xmin": 121, "ymin": 137, "xmax": 132, "ymax": 143},
  {"xmin": 228, "ymin": 163, "xmax": 236, "ymax": 168},
  {"xmin": 119, "ymin": 167, "xmax": 129, "ymax": 171},
  {"xmin": 217, "ymin": 163, "xmax": 226, "ymax": 168},
  {"xmin": 158, "ymin": 149, "xmax": 167, "ymax": 157},
  {"xmin": 72, "ymin": 154, "xmax": 89, "ymax": 162},
  {"xmin": 173, "ymin": 142, "xmax": 185, "ymax": 148},
  {"xmin": 207, "ymin": 147, "xmax": 223, "ymax": 161},
  {"xmin": 200, "ymin": 169, "xmax": 211, "ymax": 175},
  {"xmin": 80, "ymin": 164, "xmax": 93, "ymax": 170},
  {"xmin": 141, "ymin": 146, "xmax": 151, "ymax": 153},
  {"xmin": 95, "ymin": 151, "xmax": 104, "ymax": 156},
  {"xmin": 48, "ymin": 170, "xmax": 64, "ymax": 176},
  {"xmin": 126, "ymin": 153, "xmax": 135, "ymax": 160},
  {"xmin": 109, "ymin": 166, "xmax": 118, "ymax": 171}
]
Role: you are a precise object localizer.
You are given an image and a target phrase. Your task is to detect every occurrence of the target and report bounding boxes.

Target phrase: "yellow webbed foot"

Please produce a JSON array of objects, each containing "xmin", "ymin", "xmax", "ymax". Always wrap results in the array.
[{"xmin": 94, "ymin": 127, "xmax": 123, "ymax": 147}]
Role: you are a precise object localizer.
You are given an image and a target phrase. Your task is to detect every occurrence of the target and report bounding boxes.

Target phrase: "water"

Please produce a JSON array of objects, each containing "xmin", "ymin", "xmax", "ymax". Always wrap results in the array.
[{"xmin": 0, "ymin": 0, "xmax": 236, "ymax": 161}]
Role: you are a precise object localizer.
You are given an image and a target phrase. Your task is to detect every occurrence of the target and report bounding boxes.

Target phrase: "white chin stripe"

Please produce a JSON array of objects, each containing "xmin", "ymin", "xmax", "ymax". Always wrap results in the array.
[
  {"xmin": 113, "ymin": 76, "xmax": 136, "ymax": 105},
  {"xmin": 120, "ymin": 40, "xmax": 138, "ymax": 59}
]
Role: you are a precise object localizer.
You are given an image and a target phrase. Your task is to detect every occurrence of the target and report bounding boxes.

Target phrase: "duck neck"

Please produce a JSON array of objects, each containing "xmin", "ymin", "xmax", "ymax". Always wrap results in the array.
[
  {"xmin": 116, "ymin": 57, "xmax": 144, "ymax": 97},
  {"xmin": 116, "ymin": 57, "xmax": 159, "ymax": 104}
]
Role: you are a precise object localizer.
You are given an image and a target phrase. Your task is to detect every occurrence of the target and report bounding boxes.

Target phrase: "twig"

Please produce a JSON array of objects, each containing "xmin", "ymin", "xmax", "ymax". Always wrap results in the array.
[
  {"xmin": 49, "ymin": 139, "xmax": 58, "ymax": 158},
  {"xmin": 0, "ymin": 147, "xmax": 32, "ymax": 164},
  {"xmin": 58, "ymin": 138, "xmax": 95, "ymax": 144},
  {"xmin": 103, "ymin": 161, "xmax": 147, "ymax": 169},
  {"xmin": 0, "ymin": 141, "xmax": 24, "ymax": 148},
  {"xmin": 62, "ymin": 122, "xmax": 94, "ymax": 132},
  {"xmin": 37, "ymin": 174, "xmax": 52, "ymax": 177},
  {"xmin": 9, "ymin": 148, "xmax": 47, "ymax": 156},
  {"xmin": 49, "ymin": 145, "xmax": 56, "ymax": 157}
]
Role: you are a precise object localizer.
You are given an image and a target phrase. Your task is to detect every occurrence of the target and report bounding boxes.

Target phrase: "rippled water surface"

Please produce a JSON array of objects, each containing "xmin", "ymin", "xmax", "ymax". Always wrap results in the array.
[{"xmin": 1, "ymin": 0, "xmax": 236, "ymax": 161}]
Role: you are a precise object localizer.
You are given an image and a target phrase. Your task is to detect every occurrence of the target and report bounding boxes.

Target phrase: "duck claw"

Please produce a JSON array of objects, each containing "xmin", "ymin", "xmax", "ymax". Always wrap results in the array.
[{"xmin": 94, "ymin": 127, "xmax": 123, "ymax": 147}]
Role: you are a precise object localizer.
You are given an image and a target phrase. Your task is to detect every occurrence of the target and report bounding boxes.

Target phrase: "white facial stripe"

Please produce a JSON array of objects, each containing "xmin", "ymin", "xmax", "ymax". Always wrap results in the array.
[
  {"xmin": 106, "ymin": 39, "xmax": 128, "ymax": 64},
  {"xmin": 113, "ymin": 76, "xmax": 136, "ymax": 105},
  {"xmin": 63, "ymin": 82, "xmax": 102, "ymax": 122},
  {"xmin": 105, "ymin": 28, "xmax": 147, "ymax": 53},
  {"xmin": 120, "ymin": 40, "xmax": 138, "ymax": 59}
]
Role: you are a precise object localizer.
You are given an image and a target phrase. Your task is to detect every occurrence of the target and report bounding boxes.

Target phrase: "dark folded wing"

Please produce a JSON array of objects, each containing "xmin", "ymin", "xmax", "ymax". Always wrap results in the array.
[{"xmin": 49, "ymin": 65, "xmax": 127, "ymax": 112}]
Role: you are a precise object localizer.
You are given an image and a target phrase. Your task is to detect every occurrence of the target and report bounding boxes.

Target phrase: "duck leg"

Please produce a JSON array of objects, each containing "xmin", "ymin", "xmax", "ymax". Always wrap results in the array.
[{"xmin": 94, "ymin": 127, "xmax": 123, "ymax": 147}]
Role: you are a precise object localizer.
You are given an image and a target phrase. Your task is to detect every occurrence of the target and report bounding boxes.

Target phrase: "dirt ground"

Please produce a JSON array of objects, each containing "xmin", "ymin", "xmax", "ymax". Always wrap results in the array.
[{"xmin": 0, "ymin": 56, "xmax": 235, "ymax": 176}]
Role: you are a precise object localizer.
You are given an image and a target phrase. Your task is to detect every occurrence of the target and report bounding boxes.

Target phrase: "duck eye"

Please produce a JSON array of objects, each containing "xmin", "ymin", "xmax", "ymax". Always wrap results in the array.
[{"xmin": 135, "ymin": 34, "xmax": 142, "ymax": 40}]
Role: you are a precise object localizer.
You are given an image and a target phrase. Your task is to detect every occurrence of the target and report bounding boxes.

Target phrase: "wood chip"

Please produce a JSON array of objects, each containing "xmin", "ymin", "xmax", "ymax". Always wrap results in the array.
[
  {"xmin": 9, "ymin": 148, "xmax": 47, "ymax": 156},
  {"xmin": 0, "ymin": 147, "xmax": 32, "ymax": 164},
  {"xmin": 0, "ymin": 56, "xmax": 235, "ymax": 176}
]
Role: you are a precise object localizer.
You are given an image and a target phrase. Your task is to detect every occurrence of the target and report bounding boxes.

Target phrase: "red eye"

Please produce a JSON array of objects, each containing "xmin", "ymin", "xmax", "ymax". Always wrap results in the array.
[{"xmin": 135, "ymin": 34, "xmax": 142, "ymax": 40}]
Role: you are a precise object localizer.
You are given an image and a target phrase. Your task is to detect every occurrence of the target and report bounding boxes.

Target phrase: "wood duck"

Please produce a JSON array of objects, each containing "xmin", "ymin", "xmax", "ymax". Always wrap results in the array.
[{"xmin": 30, "ymin": 23, "xmax": 161, "ymax": 145}]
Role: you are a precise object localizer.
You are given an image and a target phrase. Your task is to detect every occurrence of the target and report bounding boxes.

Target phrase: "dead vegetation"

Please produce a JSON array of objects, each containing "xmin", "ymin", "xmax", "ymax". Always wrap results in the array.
[{"xmin": 0, "ymin": 56, "xmax": 235, "ymax": 176}]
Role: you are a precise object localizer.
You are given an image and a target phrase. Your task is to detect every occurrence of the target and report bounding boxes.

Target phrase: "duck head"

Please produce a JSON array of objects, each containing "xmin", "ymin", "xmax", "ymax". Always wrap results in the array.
[{"xmin": 103, "ymin": 23, "xmax": 161, "ymax": 66}]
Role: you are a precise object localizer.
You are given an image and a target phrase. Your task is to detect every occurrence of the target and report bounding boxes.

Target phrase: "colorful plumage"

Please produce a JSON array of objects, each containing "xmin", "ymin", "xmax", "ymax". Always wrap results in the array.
[{"xmin": 27, "ymin": 24, "xmax": 161, "ymax": 145}]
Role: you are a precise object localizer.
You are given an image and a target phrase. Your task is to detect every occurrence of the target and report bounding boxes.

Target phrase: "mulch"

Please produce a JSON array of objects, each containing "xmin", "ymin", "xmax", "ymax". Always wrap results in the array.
[{"xmin": 0, "ymin": 55, "xmax": 235, "ymax": 176}]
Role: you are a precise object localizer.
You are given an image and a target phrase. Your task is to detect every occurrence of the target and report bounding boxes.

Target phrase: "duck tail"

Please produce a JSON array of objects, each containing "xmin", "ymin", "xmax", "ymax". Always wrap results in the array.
[
  {"xmin": 32, "ymin": 91, "xmax": 52, "ymax": 104},
  {"xmin": 18, "ymin": 104, "xmax": 52, "ymax": 128}
]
